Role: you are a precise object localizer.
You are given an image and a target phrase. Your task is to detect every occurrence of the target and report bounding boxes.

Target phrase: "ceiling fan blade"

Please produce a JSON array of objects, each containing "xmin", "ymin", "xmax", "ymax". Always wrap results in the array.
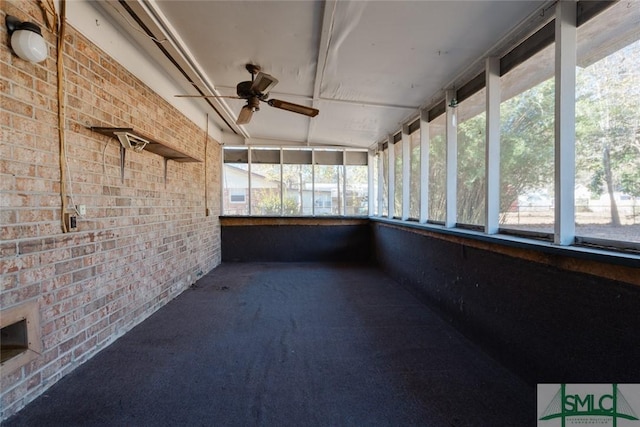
[
  {"xmin": 267, "ymin": 99, "xmax": 319, "ymax": 117},
  {"xmin": 236, "ymin": 105, "xmax": 254, "ymax": 125},
  {"xmin": 175, "ymin": 94, "xmax": 242, "ymax": 99},
  {"xmin": 250, "ymin": 72, "xmax": 279, "ymax": 94}
]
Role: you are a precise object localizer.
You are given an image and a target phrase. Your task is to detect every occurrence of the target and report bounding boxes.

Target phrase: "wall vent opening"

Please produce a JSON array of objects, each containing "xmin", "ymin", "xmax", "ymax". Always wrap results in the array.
[
  {"xmin": 0, "ymin": 300, "xmax": 41, "ymax": 375},
  {"xmin": 1, "ymin": 319, "xmax": 29, "ymax": 363}
]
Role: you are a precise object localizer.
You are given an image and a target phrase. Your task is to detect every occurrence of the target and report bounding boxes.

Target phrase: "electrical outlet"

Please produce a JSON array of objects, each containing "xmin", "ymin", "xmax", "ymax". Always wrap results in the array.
[
  {"xmin": 64, "ymin": 213, "xmax": 77, "ymax": 231},
  {"xmin": 76, "ymin": 204, "xmax": 86, "ymax": 215}
]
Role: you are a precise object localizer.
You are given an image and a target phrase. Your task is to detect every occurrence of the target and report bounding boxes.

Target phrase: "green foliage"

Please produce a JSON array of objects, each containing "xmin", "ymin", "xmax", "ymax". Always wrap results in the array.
[
  {"xmin": 254, "ymin": 190, "xmax": 299, "ymax": 215},
  {"xmin": 500, "ymin": 79, "xmax": 555, "ymax": 215},
  {"xmin": 588, "ymin": 168, "xmax": 604, "ymax": 198}
]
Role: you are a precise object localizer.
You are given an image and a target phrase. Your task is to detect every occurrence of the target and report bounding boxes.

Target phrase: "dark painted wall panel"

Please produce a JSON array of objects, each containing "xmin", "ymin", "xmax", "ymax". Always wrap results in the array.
[
  {"xmin": 222, "ymin": 224, "xmax": 372, "ymax": 263},
  {"xmin": 372, "ymin": 222, "xmax": 640, "ymax": 385}
]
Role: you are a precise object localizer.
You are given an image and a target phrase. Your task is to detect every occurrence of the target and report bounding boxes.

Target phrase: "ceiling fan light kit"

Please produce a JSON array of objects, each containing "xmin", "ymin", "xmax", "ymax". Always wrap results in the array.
[{"xmin": 177, "ymin": 64, "xmax": 319, "ymax": 125}]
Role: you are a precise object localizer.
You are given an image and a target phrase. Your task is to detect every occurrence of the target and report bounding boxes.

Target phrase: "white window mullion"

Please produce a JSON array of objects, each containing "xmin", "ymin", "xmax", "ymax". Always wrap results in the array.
[
  {"xmin": 220, "ymin": 148, "xmax": 225, "ymax": 215},
  {"xmin": 279, "ymin": 148, "xmax": 284, "ymax": 216},
  {"xmin": 377, "ymin": 145, "xmax": 384, "ymax": 217},
  {"xmin": 419, "ymin": 110, "xmax": 429, "ymax": 224},
  {"xmin": 311, "ymin": 149, "xmax": 316, "ymax": 216},
  {"xmin": 445, "ymin": 90, "xmax": 457, "ymax": 228},
  {"xmin": 388, "ymin": 135, "xmax": 395, "ymax": 219},
  {"xmin": 554, "ymin": 0, "xmax": 577, "ymax": 245},
  {"xmin": 368, "ymin": 150, "xmax": 376, "ymax": 217},
  {"xmin": 402, "ymin": 125, "xmax": 411, "ymax": 221},
  {"xmin": 485, "ymin": 57, "xmax": 501, "ymax": 234},
  {"xmin": 248, "ymin": 147, "xmax": 253, "ymax": 215},
  {"xmin": 342, "ymin": 149, "xmax": 347, "ymax": 216}
]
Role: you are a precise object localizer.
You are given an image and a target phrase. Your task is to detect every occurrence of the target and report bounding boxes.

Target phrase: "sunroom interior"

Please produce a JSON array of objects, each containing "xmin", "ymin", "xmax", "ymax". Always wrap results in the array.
[{"xmin": 2, "ymin": 0, "xmax": 639, "ymax": 424}]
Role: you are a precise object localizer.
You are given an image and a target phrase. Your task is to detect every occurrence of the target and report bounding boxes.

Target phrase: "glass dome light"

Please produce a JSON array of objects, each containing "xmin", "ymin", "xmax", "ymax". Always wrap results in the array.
[{"xmin": 6, "ymin": 16, "xmax": 48, "ymax": 63}]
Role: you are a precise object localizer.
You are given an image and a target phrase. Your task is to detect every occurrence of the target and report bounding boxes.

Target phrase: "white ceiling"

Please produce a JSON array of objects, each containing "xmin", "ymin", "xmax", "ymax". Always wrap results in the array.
[{"xmin": 101, "ymin": 0, "xmax": 550, "ymax": 149}]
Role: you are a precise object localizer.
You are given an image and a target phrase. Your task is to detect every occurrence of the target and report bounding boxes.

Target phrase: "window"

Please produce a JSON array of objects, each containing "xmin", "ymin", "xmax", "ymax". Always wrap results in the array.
[
  {"xmin": 575, "ymin": 1, "xmax": 640, "ymax": 243},
  {"xmin": 382, "ymin": 146, "xmax": 389, "ymax": 217},
  {"xmin": 372, "ymin": 2, "xmax": 636, "ymax": 256},
  {"xmin": 428, "ymin": 113, "xmax": 446, "ymax": 223},
  {"xmin": 409, "ymin": 128, "xmax": 420, "ymax": 220},
  {"xmin": 223, "ymin": 148, "xmax": 249, "ymax": 215},
  {"xmin": 283, "ymin": 149, "xmax": 313, "ymax": 216},
  {"xmin": 222, "ymin": 147, "xmax": 367, "ymax": 217},
  {"xmin": 500, "ymin": 41, "xmax": 555, "ymax": 234},
  {"xmin": 229, "ymin": 192, "xmax": 246, "ymax": 203},
  {"xmin": 457, "ymin": 88, "xmax": 486, "ymax": 226},
  {"xmin": 315, "ymin": 150, "xmax": 343, "ymax": 216},
  {"xmin": 250, "ymin": 149, "xmax": 282, "ymax": 216},
  {"xmin": 345, "ymin": 151, "xmax": 369, "ymax": 216},
  {"xmin": 394, "ymin": 136, "xmax": 403, "ymax": 218}
]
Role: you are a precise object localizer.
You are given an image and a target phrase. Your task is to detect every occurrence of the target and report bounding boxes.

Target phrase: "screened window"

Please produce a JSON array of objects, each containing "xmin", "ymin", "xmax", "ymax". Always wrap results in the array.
[
  {"xmin": 393, "ymin": 137, "xmax": 403, "ymax": 218},
  {"xmin": 250, "ymin": 149, "xmax": 282, "ymax": 216},
  {"xmin": 223, "ymin": 148, "xmax": 249, "ymax": 215},
  {"xmin": 575, "ymin": 1, "xmax": 640, "ymax": 243},
  {"xmin": 428, "ymin": 114, "xmax": 446, "ymax": 223},
  {"xmin": 315, "ymin": 150, "xmax": 344, "ymax": 216},
  {"xmin": 223, "ymin": 147, "xmax": 367, "ymax": 217},
  {"xmin": 283, "ymin": 149, "xmax": 313, "ymax": 216},
  {"xmin": 409, "ymin": 129, "xmax": 420, "ymax": 220},
  {"xmin": 382, "ymin": 146, "xmax": 389, "ymax": 217},
  {"xmin": 457, "ymin": 88, "xmax": 486, "ymax": 226},
  {"xmin": 345, "ymin": 151, "xmax": 369, "ymax": 216},
  {"xmin": 500, "ymin": 41, "xmax": 555, "ymax": 234},
  {"xmin": 371, "ymin": 1, "xmax": 635, "ymax": 256}
]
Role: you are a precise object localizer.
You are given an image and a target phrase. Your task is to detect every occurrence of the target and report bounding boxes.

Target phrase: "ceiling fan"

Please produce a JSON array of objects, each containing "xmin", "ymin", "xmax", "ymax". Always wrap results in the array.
[{"xmin": 176, "ymin": 64, "xmax": 319, "ymax": 125}]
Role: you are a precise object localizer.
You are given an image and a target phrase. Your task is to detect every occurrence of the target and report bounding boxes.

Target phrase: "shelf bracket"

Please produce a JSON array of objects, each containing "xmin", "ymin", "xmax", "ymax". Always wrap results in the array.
[
  {"xmin": 120, "ymin": 145, "xmax": 126, "ymax": 184},
  {"xmin": 164, "ymin": 158, "xmax": 169, "ymax": 187}
]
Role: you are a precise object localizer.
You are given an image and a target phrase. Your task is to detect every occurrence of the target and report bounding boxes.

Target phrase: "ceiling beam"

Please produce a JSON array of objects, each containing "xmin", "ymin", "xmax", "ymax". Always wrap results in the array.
[
  {"xmin": 306, "ymin": 0, "xmax": 337, "ymax": 145},
  {"xmin": 125, "ymin": 0, "xmax": 250, "ymax": 139}
]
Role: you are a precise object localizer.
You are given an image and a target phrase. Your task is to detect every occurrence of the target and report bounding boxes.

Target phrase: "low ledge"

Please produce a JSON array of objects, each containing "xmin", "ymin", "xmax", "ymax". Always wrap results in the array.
[
  {"xmin": 220, "ymin": 216, "xmax": 369, "ymax": 226},
  {"xmin": 371, "ymin": 217, "xmax": 639, "ymax": 286}
]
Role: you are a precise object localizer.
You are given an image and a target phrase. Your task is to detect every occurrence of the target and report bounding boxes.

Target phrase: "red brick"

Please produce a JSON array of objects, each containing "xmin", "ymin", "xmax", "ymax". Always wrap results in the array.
[{"xmin": 1, "ymin": 4, "xmax": 222, "ymax": 418}]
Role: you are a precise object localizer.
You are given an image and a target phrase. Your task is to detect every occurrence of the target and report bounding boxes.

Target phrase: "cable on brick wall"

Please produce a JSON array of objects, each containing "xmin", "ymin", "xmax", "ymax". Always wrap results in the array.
[
  {"xmin": 56, "ymin": 0, "xmax": 69, "ymax": 232},
  {"xmin": 204, "ymin": 113, "xmax": 209, "ymax": 216},
  {"xmin": 39, "ymin": 0, "xmax": 57, "ymax": 32}
]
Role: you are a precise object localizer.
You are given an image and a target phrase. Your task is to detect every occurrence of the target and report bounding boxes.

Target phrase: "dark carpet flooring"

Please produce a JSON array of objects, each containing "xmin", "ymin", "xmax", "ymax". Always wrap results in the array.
[{"xmin": 4, "ymin": 263, "xmax": 533, "ymax": 426}]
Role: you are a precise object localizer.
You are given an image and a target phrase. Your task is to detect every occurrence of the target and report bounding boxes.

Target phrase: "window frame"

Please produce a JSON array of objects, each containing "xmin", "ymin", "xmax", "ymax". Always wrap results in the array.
[{"xmin": 371, "ymin": 0, "xmax": 638, "ymax": 258}]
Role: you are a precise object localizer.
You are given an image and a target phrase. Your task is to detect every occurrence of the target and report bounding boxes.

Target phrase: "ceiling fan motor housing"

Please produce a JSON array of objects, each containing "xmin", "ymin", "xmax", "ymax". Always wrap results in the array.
[{"xmin": 236, "ymin": 81, "xmax": 255, "ymax": 98}]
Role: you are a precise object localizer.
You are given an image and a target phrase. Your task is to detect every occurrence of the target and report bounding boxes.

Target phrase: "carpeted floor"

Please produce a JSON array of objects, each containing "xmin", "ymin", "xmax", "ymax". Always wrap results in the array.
[{"xmin": 4, "ymin": 263, "xmax": 533, "ymax": 426}]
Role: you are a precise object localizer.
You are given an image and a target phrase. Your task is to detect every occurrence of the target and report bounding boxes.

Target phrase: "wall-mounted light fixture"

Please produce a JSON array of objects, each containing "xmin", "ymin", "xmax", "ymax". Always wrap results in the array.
[
  {"xmin": 5, "ymin": 15, "xmax": 48, "ymax": 63},
  {"xmin": 448, "ymin": 96, "xmax": 459, "ymax": 128}
]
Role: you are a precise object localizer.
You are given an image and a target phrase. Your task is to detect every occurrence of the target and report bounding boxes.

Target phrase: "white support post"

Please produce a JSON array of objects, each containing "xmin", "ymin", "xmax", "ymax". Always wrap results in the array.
[
  {"xmin": 220, "ymin": 148, "xmax": 225, "ymax": 215},
  {"xmin": 388, "ymin": 135, "xmax": 396, "ymax": 219},
  {"xmin": 248, "ymin": 147, "xmax": 253, "ymax": 215},
  {"xmin": 419, "ymin": 110, "xmax": 430, "ymax": 224},
  {"xmin": 368, "ymin": 150, "xmax": 375, "ymax": 217},
  {"xmin": 554, "ymin": 1, "xmax": 576, "ymax": 245},
  {"xmin": 280, "ymin": 148, "xmax": 284, "ymax": 216},
  {"xmin": 377, "ymin": 145, "xmax": 384, "ymax": 216},
  {"xmin": 445, "ymin": 90, "xmax": 457, "ymax": 228},
  {"xmin": 342, "ymin": 149, "xmax": 347, "ymax": 216},
  {"xmin": 402, "ymin": 125, "xmax": 411, "ymax": 221},
  {"xmin": 485, "ymin": 57, "xmax": 501, "ymax": 234},
  {"xmin": 311, "ymin": 149, "xmax": 316, "ymax": 216}
]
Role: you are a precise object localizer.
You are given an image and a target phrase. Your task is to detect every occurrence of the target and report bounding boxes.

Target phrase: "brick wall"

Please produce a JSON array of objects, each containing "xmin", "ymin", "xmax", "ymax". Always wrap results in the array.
[{"xmin": 1, "ymin": 1, "xmax": 221, "ymax": 419}]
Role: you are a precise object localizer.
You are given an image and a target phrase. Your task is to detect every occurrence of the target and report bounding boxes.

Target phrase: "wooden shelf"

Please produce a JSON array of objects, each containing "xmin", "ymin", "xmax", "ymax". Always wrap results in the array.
[{"xmin": 91, "ymin": 127, "xmax": 202, "ymax": 163}]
